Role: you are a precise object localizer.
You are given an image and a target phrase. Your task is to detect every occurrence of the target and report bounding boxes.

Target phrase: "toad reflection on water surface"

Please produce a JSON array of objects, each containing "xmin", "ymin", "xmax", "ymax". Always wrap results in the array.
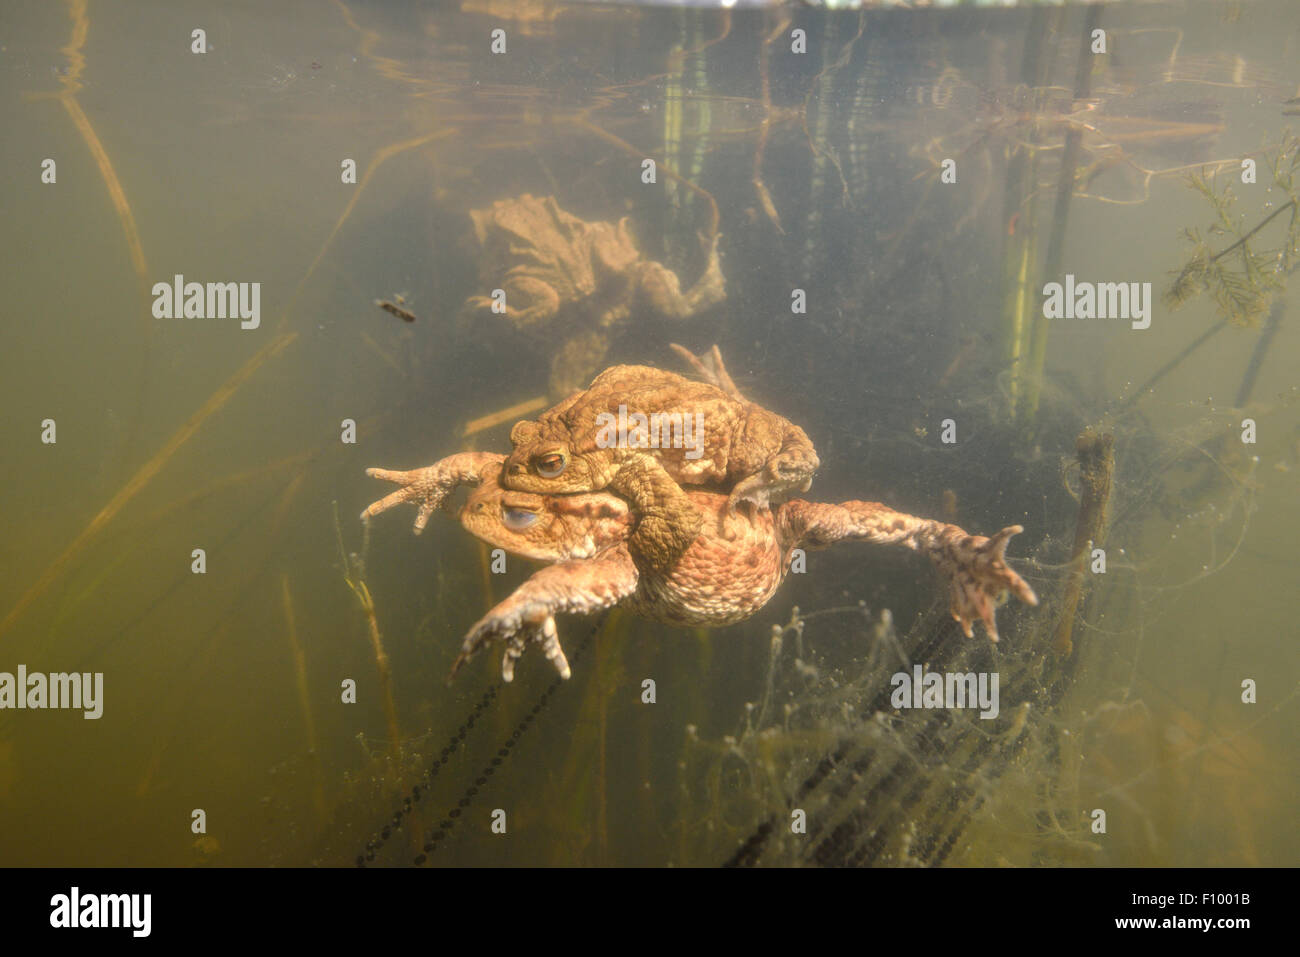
[{"xmin": 463, "ymin": 194, "xmax": 726, "ymax": 395}]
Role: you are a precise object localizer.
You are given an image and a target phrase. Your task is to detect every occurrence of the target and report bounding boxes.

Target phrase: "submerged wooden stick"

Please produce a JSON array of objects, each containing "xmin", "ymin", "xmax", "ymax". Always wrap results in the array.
[{"xmin": 461, "ymin": 395, "xmax": 548, "ymax": 437}]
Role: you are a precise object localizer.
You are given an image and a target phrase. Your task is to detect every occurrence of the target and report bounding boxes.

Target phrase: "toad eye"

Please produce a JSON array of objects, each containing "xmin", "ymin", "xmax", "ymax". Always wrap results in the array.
[
  {"xmin": 502, "ymin": 507, "xmax": 539, "ymax": 530},
  {"xmin": 535, "ymin": 451, "xmax": 567, "ymax": 478}
]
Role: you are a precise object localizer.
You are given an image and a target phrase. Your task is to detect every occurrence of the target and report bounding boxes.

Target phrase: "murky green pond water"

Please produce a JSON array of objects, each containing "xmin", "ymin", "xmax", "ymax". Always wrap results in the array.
[{"xmin": 1, "ymin": 0, "xmax": 1296, "ymax": 867}]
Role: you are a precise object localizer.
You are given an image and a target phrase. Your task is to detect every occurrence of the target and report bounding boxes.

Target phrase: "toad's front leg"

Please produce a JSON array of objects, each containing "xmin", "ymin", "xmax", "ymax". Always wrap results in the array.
[
  {"xmin": 608, "ymin": 453, "xmax": 703, "ymax": 573},
  {"xmin": 362, "ymin": 451, "xmax": 505, "ymax": 533},
  {"xmin": 452, "ymin": 546, "xmax": 640, "ymax": 682}
]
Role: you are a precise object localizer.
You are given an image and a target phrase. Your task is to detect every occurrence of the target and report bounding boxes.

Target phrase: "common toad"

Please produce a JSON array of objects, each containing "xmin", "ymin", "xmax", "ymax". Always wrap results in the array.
[
  {"xmin": 361, "ymin": 453, "xmax": 1038, "ymax": 681},
  {"xmin": 502, "ymin": 361, "xmax": 820, "ymax": 571}
]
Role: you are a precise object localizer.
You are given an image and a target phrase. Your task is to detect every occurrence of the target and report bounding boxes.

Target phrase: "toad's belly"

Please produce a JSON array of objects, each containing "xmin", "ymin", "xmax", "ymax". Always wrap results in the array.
[{"xmin": 625, "ymin": 532, "xmax": 786, "ymax": 627}]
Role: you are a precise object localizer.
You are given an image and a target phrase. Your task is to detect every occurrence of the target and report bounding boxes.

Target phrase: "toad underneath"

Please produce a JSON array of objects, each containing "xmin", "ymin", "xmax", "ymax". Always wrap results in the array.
[
  {"xmin": 463, "ymin": 193, "xmax": 726, "ymax": 396},
  {"xmin": 361, "ymin": 452, "xmax": 1038, "ymax": 682}
]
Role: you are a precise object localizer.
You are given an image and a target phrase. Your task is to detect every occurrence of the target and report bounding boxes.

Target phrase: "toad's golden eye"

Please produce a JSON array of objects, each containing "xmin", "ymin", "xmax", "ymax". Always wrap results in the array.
[
  {"xmin": 502, "ymin": 507, "xmax": 539, "ymax": 530},
  {"xmin": 535, "ymin": 451, "xmax": 567, "ymax": 478}
]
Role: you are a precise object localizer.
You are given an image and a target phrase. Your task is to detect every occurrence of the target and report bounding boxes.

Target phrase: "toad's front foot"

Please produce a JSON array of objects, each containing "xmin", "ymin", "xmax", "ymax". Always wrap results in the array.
[
  {"xmin": 935, "ymin": 524, "xmax": 1038, "ymax": 642},
  {"xmin": 361, "ymin": 451, "xmax": 505, "ymax": 534},
  {"xmin": 449, "ymin": 549, "xmax": 638, "ymax": 682},
  {"xmin": 451, "ymin": 604, "xmax": 571, "ymax": 683}
]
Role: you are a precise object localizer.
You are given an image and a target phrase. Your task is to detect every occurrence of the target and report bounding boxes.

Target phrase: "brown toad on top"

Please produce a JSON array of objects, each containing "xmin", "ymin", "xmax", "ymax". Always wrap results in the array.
[
  {"xmin": 360, "ymin": 452, "xmax": 1038, "ymax": 681},
  {"xmin": 501, "ymin": 361, "xmax": 820, "ymax": 571},
  {"xmin": 463, "ymin": 194, "xmax": 725, "ymax": 396}
]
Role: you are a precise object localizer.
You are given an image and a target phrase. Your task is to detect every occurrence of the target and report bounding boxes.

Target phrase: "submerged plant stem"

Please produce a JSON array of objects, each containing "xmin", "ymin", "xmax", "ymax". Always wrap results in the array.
[
  {"xmin": 1234, "ymin": 300, "xmax": 1285, "ymax": 407},
  {"xmin": 334, "ymin": 504, "xmax": 402, "ymax": 764},
  {"xmin": 1052, "ymin": 429, "xmax": 1115, "ymax": 659},
  {"xmin": 0, "ymin": 331, "xmax": 298, "ymax": 643},
  {"xmin": 282, "ymin": 574, "xmax": 328, "ymax": 828},
  {"xmin": 1119, "ymin": 321, "xmax": 1224, "ymax": 412}
]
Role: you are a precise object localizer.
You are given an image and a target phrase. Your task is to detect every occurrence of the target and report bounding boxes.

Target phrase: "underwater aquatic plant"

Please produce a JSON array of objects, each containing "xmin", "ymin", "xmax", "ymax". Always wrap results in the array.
[{"xmin": 1165, "ymin": 130, "xmax": 1300, "ymax": 325}]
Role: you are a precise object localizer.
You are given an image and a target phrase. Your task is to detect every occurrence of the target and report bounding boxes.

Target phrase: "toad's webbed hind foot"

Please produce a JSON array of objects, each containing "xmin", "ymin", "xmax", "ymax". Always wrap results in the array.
[
  {"xmin": 669, "ymin": 342, "xmax": 742, "ymax": 399},
  {"xmin": 726, "ymin": 436, "xmax": 819, "ymax": 515},
  {"xmin": 934, "ymin": 524, "xmax": 1038, "ymax": 642}
]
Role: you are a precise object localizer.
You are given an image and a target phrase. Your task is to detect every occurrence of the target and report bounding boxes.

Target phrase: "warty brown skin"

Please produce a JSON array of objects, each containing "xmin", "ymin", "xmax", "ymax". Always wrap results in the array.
[
  {"xmin": 502, "ymin": 363, "xmax": 821, "ymax": 572},
  {"xmin": 362, "ymin": 453, "xmax": 1038, "ymax": 682}
]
